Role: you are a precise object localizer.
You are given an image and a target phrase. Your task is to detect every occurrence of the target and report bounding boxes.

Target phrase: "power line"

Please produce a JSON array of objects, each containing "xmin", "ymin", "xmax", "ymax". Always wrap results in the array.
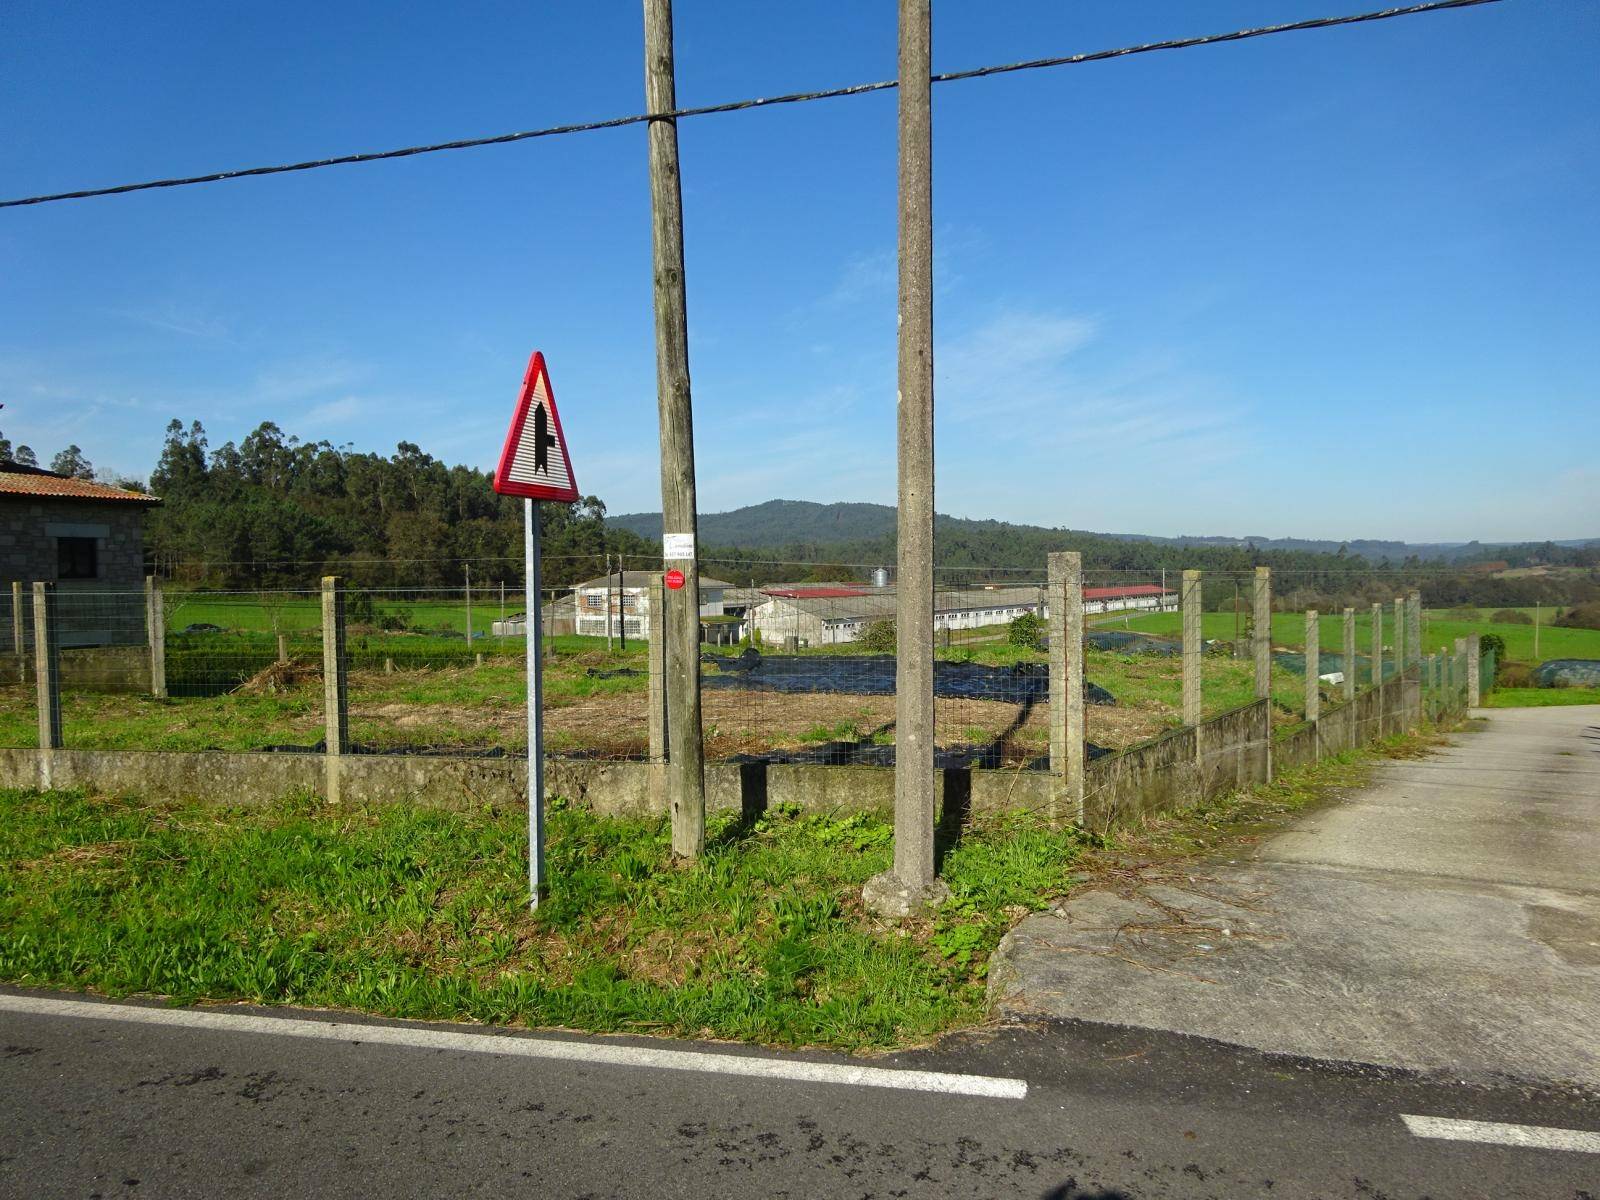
[{"xmin": 0, "ymin": 0, "xmax": 1502, "ymax": 210}]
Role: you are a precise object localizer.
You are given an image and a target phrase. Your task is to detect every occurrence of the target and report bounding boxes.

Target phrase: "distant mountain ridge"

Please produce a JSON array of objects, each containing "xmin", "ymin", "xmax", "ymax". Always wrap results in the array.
[{"xmin": 607, "ymin": 499, "xmax": 1598, "ymax": 563}]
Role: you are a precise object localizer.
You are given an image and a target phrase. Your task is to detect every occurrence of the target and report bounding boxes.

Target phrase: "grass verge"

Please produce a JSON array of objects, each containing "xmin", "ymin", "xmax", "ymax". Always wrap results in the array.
[
  {"xmin": 0, "ymin": 791, "xmax": 1085, "ymax": 1050},
  {"xmin": 1484, "ymin": 687, "xmax": 1600, "ymax": 708},
  {"xmin": 0, "ymin": 727, "xmax": 1451, "ymax": 1050}
]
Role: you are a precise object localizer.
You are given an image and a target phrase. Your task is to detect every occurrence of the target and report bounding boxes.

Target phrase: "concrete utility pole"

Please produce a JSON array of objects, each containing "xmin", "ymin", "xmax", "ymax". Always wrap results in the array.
[
  {"xmin": 643, "ymin": 0, "xmax": 707, "ymax": 858},
  {"xmin": 1047, "ymin": 552, "xmax": 1085, "ymax": 825},
  {"xmin": 1182, "ymin": 570, "xmax": 1203, "ymax": 728},
  {"xmin": 1342, "ymin": 607, "xmax": 1356, "ymax": 703},
  {"xmin": 1252, "ymin": 567, "xmax": 1272, "ymax": 701},
  {"xmin": 867, "ymin": 0, "xmax": 941, "ymax": 917}
]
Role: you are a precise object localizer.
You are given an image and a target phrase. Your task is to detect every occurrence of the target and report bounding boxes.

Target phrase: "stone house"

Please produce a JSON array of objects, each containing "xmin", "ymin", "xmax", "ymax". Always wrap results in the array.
[{"xmin": 0, "ymin": 462, "xmax": 160, "ymax": 647}]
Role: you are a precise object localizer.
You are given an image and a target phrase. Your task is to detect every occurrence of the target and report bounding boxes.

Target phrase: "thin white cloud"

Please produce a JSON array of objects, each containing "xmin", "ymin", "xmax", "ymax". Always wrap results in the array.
[{"xmin": 937, "ymin": 308, "xmax": 1099, "ymax": 421}]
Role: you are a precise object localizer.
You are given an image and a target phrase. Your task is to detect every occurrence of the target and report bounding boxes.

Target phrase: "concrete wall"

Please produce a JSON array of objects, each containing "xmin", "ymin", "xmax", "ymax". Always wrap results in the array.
[{"xmin": 0, "ymin": 746, "xmax": 1057, "ymax": 822}]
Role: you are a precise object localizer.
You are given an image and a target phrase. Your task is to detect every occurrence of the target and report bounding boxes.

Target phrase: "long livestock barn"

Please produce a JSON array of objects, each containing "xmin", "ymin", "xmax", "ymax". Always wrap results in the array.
[{"xmin": 750, "ymin": 582, "xmax": 1176, "ymax": 647}]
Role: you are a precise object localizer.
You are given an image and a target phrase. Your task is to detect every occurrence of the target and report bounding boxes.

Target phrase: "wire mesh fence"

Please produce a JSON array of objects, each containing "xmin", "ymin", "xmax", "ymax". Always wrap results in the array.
[{"xmin": 0, "ymin": 568, "xmax": 1506, "ymax": 761}]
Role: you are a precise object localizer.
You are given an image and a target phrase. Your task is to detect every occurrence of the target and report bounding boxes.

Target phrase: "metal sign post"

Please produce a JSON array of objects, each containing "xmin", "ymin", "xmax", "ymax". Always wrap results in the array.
[
  {"xmin": 492, "ymin": 351, "xmax": 579, "ymax": 911},
  {"xmin": 525, "ymin": 498, "xmax": 545, "ymax": 905}
]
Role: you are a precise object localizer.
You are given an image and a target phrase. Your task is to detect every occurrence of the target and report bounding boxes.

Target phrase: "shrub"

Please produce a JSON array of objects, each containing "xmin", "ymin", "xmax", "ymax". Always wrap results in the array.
[
  {"xmin": 1478, "ymin": 632, "xmax": 1507, "ymax": 667},
  {"xmin": 860, "ymin": 619, "xmax": 896, "ymax": 653},
  {"xmin": 1490, "ymin": 608, "xmax": 1532, "ymax": 625},
  {"xmin": 1007, "ymin": 611, "xmax": 1044, "ymax": 650},
  {"xmin": 345, "ymin": 589, "xmax": 377, "ymax": 624},
  {"xmin": 1496, "ymin": 660, "xmax": 1534, "ymax": 688},
  {"xmin": 1448, "ymin": 604, "xmax": 1480, "ymax": 620},
  {"xmin": 1555, "ymin": 602, "xmax": 1600, "ymax": 631}
]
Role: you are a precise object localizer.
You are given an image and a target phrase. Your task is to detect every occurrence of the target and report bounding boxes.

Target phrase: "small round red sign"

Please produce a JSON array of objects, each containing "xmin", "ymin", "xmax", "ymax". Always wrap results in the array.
[{"xmin": 664, "ymin": 569, "xmax": 686, "ymax": 591}]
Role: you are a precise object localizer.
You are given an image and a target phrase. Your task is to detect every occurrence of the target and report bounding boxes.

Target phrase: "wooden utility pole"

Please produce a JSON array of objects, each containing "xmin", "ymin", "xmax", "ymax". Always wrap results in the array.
[{"xmin": 643, "ymin": 0, "xmax": 707, "ymax": 858}]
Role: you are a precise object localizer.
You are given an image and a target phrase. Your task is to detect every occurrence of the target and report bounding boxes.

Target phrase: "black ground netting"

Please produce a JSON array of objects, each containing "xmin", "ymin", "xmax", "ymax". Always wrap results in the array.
[
  {"xmin": 700, "ymin": 650, "xmax": 1114, "ymax": 704},
  {"xmin": 1532, "ymin": 659, "xmax": 1600, "ymax": 688},
  {"xmin": 1083, "ymin": 630, "xmax": 1180, "ymax": 655}
]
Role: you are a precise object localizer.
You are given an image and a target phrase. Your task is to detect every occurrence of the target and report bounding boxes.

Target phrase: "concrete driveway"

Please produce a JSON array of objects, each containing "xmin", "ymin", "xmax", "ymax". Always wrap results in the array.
[{"xmin": 990, "ymin": 704, "xmax": 1600, "ymax": 1093}]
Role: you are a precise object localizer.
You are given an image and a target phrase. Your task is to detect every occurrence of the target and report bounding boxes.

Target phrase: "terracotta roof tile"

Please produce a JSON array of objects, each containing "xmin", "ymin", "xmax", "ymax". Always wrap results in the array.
[{"xmin": 0, "ymin": 465, "xmax": 159, "ymax": 504}]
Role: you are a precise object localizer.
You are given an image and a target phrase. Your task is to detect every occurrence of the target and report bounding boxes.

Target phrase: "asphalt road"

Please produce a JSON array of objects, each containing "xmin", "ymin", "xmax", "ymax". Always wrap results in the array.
[{"xmin": 3, "ymin": 989, "xmax": 1598, "ymax": 1199}]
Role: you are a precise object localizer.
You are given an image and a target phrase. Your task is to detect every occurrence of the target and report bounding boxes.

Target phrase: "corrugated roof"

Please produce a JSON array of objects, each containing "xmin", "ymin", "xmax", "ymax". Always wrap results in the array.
[
  {"xmin": 1084, "ymin": 584, "xmax": 1172, "ymax": 600},
  {"xmin": 763, "ymin": 587, "xmax": 871, "ymax": 599},
  {"xmin": 0, "ymin": 462, "xmax": 159, "ymax": 504}
]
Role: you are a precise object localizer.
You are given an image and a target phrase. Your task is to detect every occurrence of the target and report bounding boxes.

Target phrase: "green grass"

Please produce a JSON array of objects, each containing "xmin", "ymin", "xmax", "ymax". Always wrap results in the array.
[
  {"xmin": 0, "ymin": 789, "xmax": 1086, "ymax": 1049},
  {"xmin": 166, "ymin": 594, "xmax": 509, "ymax": 638},
  {"xmin": 1483, "ymin": 687, "xmax": 1600, "ymax": 708},
  {"xmin": 1099, "ymin": 609, "xmax": 1600, "ymax": 666}
]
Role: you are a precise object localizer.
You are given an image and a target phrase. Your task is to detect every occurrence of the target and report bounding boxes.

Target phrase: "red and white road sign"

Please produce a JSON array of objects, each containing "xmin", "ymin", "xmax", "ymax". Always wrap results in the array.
[
  {"xmin": 493, "ymin": 351, "xmax": 579, "ymax": 502},
  {"xmin": 664, "ymin": 569, "xmax": 685, "ymax": 591}
]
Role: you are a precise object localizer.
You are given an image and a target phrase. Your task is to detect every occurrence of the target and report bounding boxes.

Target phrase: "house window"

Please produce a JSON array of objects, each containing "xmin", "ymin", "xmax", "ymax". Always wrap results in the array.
[{"xmin": 57, "ymin": 536, "xmax": 98, "ymax": 580}]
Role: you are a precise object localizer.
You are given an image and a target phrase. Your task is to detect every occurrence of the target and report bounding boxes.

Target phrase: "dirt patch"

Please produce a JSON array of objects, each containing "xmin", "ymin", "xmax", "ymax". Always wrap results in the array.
[{"xmin": 349, "ymin": 686, "xmax": 1169, "ymax": 762}]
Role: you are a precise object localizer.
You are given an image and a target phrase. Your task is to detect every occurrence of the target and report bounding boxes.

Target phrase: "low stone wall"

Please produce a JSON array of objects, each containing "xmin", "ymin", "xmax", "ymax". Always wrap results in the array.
[{"xmin": 0, "ymin": 666, "xmax": 1459, "ymax": 829}]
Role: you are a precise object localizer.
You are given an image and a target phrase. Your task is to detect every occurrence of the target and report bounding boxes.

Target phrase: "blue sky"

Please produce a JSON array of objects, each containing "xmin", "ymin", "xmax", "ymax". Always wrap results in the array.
[{"xmin": 2, "ymin": 1, "xmax": 1595, "ymax": 542}]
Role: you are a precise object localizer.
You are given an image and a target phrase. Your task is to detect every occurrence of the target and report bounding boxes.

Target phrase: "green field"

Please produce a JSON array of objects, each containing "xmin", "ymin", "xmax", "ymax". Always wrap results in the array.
[
  {"xmin": 165, "ymin": 592, "xmax": 510, "ymax": 637},
  {"xmin": 1093, "ymin": 608, "xmax": 1600, "ymax": 665}
]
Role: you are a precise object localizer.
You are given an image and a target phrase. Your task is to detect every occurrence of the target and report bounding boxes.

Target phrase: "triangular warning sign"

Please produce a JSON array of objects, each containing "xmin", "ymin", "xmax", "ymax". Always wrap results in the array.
[{"xmin": 493, "ymin": 351, "xmax": 579, "ymax": 502}]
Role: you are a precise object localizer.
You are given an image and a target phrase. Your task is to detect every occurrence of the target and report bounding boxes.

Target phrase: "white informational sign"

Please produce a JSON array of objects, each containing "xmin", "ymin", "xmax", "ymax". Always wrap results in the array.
[{"xmin": 662, "ymin": 532, "xmax": 695, "ymax": 560}]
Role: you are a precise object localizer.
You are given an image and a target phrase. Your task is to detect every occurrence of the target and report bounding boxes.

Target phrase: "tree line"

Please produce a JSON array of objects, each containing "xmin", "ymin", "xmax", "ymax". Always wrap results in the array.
[
  {"xmin": 5, "ymin": 418, "xmax": 1594, "ymax": 610},
  {"xmin": 144, "ymin": 420, "xmax": 652, "ymax": 590}
]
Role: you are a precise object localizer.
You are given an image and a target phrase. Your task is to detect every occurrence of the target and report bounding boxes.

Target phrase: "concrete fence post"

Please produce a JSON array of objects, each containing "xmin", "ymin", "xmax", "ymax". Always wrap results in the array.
[
  {"xmin": 1467, "ymin": 633, "xmax": 1482, "ymax": 707},
  {"xmin": 10, "ymin": 582, "xmax": 22, "ymax": 659},
  {"xmin": 1182, "ymin": 570, "xmax": 1202, "ymax": 730},
  {"xmin": 1304, "ymin": 610, "xmax": 1320, "ymax": 725},
  {"xmin": 1047, "ymin": 551, "xmax": 1085, "ymax": 824},
  {"xmin": 1407, "ymin": 591, "xmax": 1422, "ymax": 673},
  {"xmin": 1454, "ymin": 637, "xmax": 1468, "ymax": 708},
  {"xmin": 1392, "ymin": 597, "xmax": 1406, "ymax": 690},
  {"xmin": 11, "ymin": 580, "xmax": 25, "ymax": 680},
  {"xmin": 33, "ymin": 582, "xmax": 62, "ymax": 748},
  {"xmin": 648, "ymin": 578, "xmax": 667, "ymax": 762},
  {"xmin": 33, "ymin": 582, "xmax": 62, "ymax": 791},
  {"xmin": 145, "ymin": 575, "xmax": 167, "ymax": 699},
  {"xmin": 1252, "ymin": 567, "xmax": 1271, "ymax": 701},
  {"xmin": 1370, "ymin": 603, "xmax": 1384, "ymax": 689},
  {"xmin": 1443, "ymin": 646, "xmax": 1455, "ymax": 712},
  {"xmin": 321, "ymin": 576, "xmax": 349, "ymax": 803},
  {"xmin": 1341, "ymin": 607, "xmax": 1356, "ymax": 703}
]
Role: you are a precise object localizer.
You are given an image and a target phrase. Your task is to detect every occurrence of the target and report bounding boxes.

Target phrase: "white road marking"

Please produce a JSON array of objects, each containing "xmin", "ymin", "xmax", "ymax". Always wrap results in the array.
[
  {"xmin": 1403, "ymin": 1114, "xmax": 1600, "ymax": 1154},
  {"xmin": 0, "ymin": 994, "xmax": 1027, "ymax": 1100}
]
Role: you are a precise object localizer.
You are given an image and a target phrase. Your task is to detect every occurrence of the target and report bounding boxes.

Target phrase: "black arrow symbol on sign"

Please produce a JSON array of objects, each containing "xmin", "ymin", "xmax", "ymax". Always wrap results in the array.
[{"xmin": 533, "ymin": 403, "xmax": 557, "ymax": 474}]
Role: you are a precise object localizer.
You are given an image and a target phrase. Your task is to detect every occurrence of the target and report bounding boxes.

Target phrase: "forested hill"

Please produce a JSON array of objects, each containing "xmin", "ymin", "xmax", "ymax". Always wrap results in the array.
[
  {"xmin": 145, "ymin": 420, "xmax": 653, "ymax": 588},
  {"xmin": 610, "ymin": 499, "xmax": 1599, "ymax": 567}
]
